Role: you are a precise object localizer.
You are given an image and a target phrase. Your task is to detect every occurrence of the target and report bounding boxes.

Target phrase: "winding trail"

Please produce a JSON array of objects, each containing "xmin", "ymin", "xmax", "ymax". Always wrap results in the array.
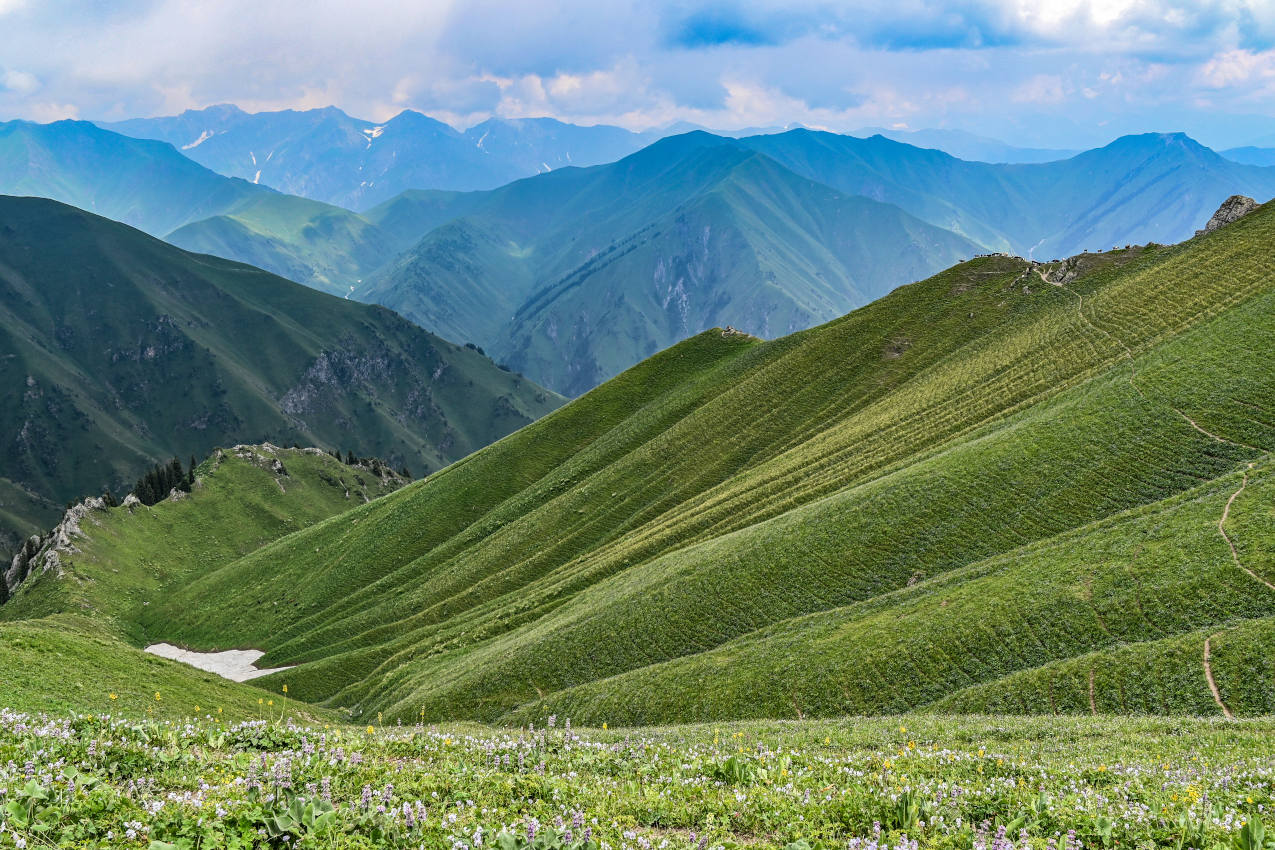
[
  {"xmin": 1202, "ymin": 634, "xmax": 1234, "ymax": 719},
  {"xmin": 1219, "ymin": 464, "xmax": 1274, "ymax": 592}
]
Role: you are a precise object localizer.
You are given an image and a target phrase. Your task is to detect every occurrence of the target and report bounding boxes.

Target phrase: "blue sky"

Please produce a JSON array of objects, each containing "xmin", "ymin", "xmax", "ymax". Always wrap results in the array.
[{"xmin": 2, "ymin": 0, "xmax": 1275, "ymax": 148}]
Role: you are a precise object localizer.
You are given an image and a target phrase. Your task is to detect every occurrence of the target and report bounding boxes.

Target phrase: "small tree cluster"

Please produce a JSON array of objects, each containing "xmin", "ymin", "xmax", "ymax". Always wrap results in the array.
[{"xmin": 131, "ymin": 457, "xmax": 196, "ymax": 506}]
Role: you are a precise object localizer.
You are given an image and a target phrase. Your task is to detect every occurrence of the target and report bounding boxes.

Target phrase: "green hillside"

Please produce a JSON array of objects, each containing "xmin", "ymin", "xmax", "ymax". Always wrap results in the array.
[
  {"xmin": 0, "ymin": 196, "xmax": 562, "ymax": 549},
  {"xmin": 92, "ymin": 198, "xmax": 1271, "ymax": 726},
  {"xmin": 1, "ymin": 445, "xmax": 407, "ymax": 631},
  {"xmin": 0, "ymin": 614, "xmax": 331, "ymax": 722},
  {"xmin": 166, "ymin": 191, "xmax": 402, "ymax": 296}
]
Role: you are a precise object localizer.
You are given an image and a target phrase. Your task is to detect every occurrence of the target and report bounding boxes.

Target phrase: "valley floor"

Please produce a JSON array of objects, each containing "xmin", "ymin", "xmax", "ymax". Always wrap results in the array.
[{"xmin": 1, "ymin": 708, "xmax": 1271, "ymax": 849}]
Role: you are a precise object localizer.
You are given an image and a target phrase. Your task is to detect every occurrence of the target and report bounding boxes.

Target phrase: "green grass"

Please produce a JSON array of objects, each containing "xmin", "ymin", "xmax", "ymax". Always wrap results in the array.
[
  {"xmin": 2, "ymin": 711, "xmax": 1274, "ymax": 848},
  {"xmin": 0, "ymin": 614, "xmax": 329, "ymax": 723},
  {"xmin": 95, "ymin": 202, "xmax": 1273, "ymax": 727}
]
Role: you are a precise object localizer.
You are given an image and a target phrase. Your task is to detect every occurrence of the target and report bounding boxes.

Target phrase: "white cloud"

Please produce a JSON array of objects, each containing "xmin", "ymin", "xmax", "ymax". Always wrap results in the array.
[
  {"xmin": 1, "ymin": 69, "xmax": 39, "ymax": 95},
  {"xmin": 0, "ymin": 0, "xmax": 1274, "ymax": 147},
  {"xmin": 1199, "ymin": 48, "xmax": 1275, "ymax": 88}
]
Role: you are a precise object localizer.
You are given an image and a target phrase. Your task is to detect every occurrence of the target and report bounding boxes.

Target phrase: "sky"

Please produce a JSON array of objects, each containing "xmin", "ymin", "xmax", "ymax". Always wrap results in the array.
[{"xmin": 2, "ymin": 0, "xmax": 1275, "ymax": 149}]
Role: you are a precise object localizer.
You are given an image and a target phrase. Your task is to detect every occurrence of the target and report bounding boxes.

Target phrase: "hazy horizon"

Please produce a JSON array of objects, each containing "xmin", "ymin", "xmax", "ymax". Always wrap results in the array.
[{"xmin": 2, "ymin": 1, "xmax": 1275, "ymax": 151}]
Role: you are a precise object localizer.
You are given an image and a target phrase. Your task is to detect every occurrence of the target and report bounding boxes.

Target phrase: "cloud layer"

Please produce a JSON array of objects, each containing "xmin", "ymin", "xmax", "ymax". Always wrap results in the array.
[{"xmin": 2, "ymin": 0, "xmax": 1274, "ymax": 147}]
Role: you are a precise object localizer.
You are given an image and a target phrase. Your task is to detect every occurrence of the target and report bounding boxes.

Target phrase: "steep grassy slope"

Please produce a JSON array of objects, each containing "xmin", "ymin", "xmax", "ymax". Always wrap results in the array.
[
  {"xmin": 0, "ymin": 119, "xmax": 268, "ymax": 236},
  {"xmin": 126, "ymin": 200, "xmax": 1274, "ymax": 724},
  {"xmin": 0, "ymin": 196, "xmax": 561, "ymax": 548}
]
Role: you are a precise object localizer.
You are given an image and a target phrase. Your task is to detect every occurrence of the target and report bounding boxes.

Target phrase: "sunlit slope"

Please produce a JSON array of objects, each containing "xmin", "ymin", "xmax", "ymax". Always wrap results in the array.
[{"xmin": 149, "ymin": 205, "xmax": 1274, "ymax": 722}]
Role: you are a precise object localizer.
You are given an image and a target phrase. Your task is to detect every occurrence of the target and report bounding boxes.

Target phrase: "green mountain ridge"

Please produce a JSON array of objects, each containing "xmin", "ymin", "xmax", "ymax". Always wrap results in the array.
[
  {"xmin": 7, "ymin": 197, "xmax": 1266, "ymax": 726},
  {"xmin": 0, "ymin": 195, "xmax": 562, "ymax": 550}
]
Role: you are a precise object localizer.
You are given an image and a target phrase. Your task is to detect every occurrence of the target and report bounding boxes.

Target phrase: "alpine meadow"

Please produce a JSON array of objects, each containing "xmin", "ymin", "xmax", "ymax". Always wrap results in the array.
[{"xmin": 2, "ymin": 2, "xmax": 1275, "ymax": 849}]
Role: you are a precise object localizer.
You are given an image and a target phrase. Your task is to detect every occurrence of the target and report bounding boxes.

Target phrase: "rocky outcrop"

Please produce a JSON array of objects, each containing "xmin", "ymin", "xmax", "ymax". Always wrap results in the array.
[
  {"xmin": 2, "ymin": 496, "xmax": 108, "ymax": 598},
  {"xmin": 1197, "ymin": 195, "xmax": 1260, "ymax": 235}
]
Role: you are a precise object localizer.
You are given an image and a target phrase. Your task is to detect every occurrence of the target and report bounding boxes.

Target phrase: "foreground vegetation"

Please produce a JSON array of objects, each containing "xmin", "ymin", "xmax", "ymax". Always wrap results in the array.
[{"xmin": 2, "ymin": 710, "xmax": 1273, "ymax": 850}]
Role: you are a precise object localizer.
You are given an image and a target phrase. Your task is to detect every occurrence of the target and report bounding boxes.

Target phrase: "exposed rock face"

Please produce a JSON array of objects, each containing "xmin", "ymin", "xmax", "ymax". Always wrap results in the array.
[
  {"xmin": 1198, "ymin": 195, "xmax": 1260, "ymax": 235},
  {"xmin": 2, "ymin": 496, "xmax": 107, "ymax": 597}
]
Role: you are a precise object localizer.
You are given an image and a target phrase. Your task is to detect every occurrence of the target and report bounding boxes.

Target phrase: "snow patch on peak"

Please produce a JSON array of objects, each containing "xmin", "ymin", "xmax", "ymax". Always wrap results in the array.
[{"xmin": 182, "ymin": 130, "xmax": 214, "ymax": 150}]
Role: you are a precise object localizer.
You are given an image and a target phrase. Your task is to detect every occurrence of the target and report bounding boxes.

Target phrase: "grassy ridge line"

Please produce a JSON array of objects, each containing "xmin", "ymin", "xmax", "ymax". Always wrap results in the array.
[
  {"xmin": 488, "ymin": 246, "xmax": 1275, "ymax": 723},
  {"xmin": 1, "ymin": 446, "xmax": 407, "ymax": 644},
  {"xmin": 0, "ymin": 614, "xmax": 329, "ymax": 722},
  {"xmin": 145, "ymin": 257, "xmax": 1069, "ymax": 675}
]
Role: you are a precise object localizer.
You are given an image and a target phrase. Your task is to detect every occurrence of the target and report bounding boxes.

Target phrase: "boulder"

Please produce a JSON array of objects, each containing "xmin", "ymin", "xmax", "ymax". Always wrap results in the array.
[{"xmin": 1198, "ymin": 195, "xmax": 1259, "ymax": 235}]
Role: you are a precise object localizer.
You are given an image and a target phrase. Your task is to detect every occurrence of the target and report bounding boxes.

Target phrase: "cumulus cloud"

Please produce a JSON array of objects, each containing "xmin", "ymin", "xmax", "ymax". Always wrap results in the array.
[
  {"xmin": 1, "ymin": 69, "xmax": 39, "ymax": 95},
  {"xmin": 0, "ymin": 0, "xmax": 1273, "ymax": 146}
]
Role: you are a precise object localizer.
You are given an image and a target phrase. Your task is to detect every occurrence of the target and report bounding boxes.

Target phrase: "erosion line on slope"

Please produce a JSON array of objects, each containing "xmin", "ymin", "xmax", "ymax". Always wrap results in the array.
[{"xmin": 1202, "ymin": 634, "xmax": 1234, "ymax": 720}]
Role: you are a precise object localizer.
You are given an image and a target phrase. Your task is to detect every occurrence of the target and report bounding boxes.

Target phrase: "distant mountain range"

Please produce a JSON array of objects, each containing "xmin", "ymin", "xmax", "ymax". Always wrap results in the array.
[
  {"xmin": 177, "ymin": 131, "xmax": 980, "ymax": 394},
  {"xmin": 849, "ymin": 126, "xmax": 1079, "ymax": 163},
  {"xmin": 1222, "ymin": 146, "xmax": 1275, "ymax": 167},
  {"xmin": 168, "ymin": 127, "xmax": 1275, "ymax": 392},
  {"xmin": 102, "ymin": 105, "xmax": 660, "ymax": 209},
  {"xmin": 0, "ymin": 195, "xmax": 561, "ymax": 550},
  {"xmin": 7, "ymin": 116, "xmax": 1275, "ymax": 396}
]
